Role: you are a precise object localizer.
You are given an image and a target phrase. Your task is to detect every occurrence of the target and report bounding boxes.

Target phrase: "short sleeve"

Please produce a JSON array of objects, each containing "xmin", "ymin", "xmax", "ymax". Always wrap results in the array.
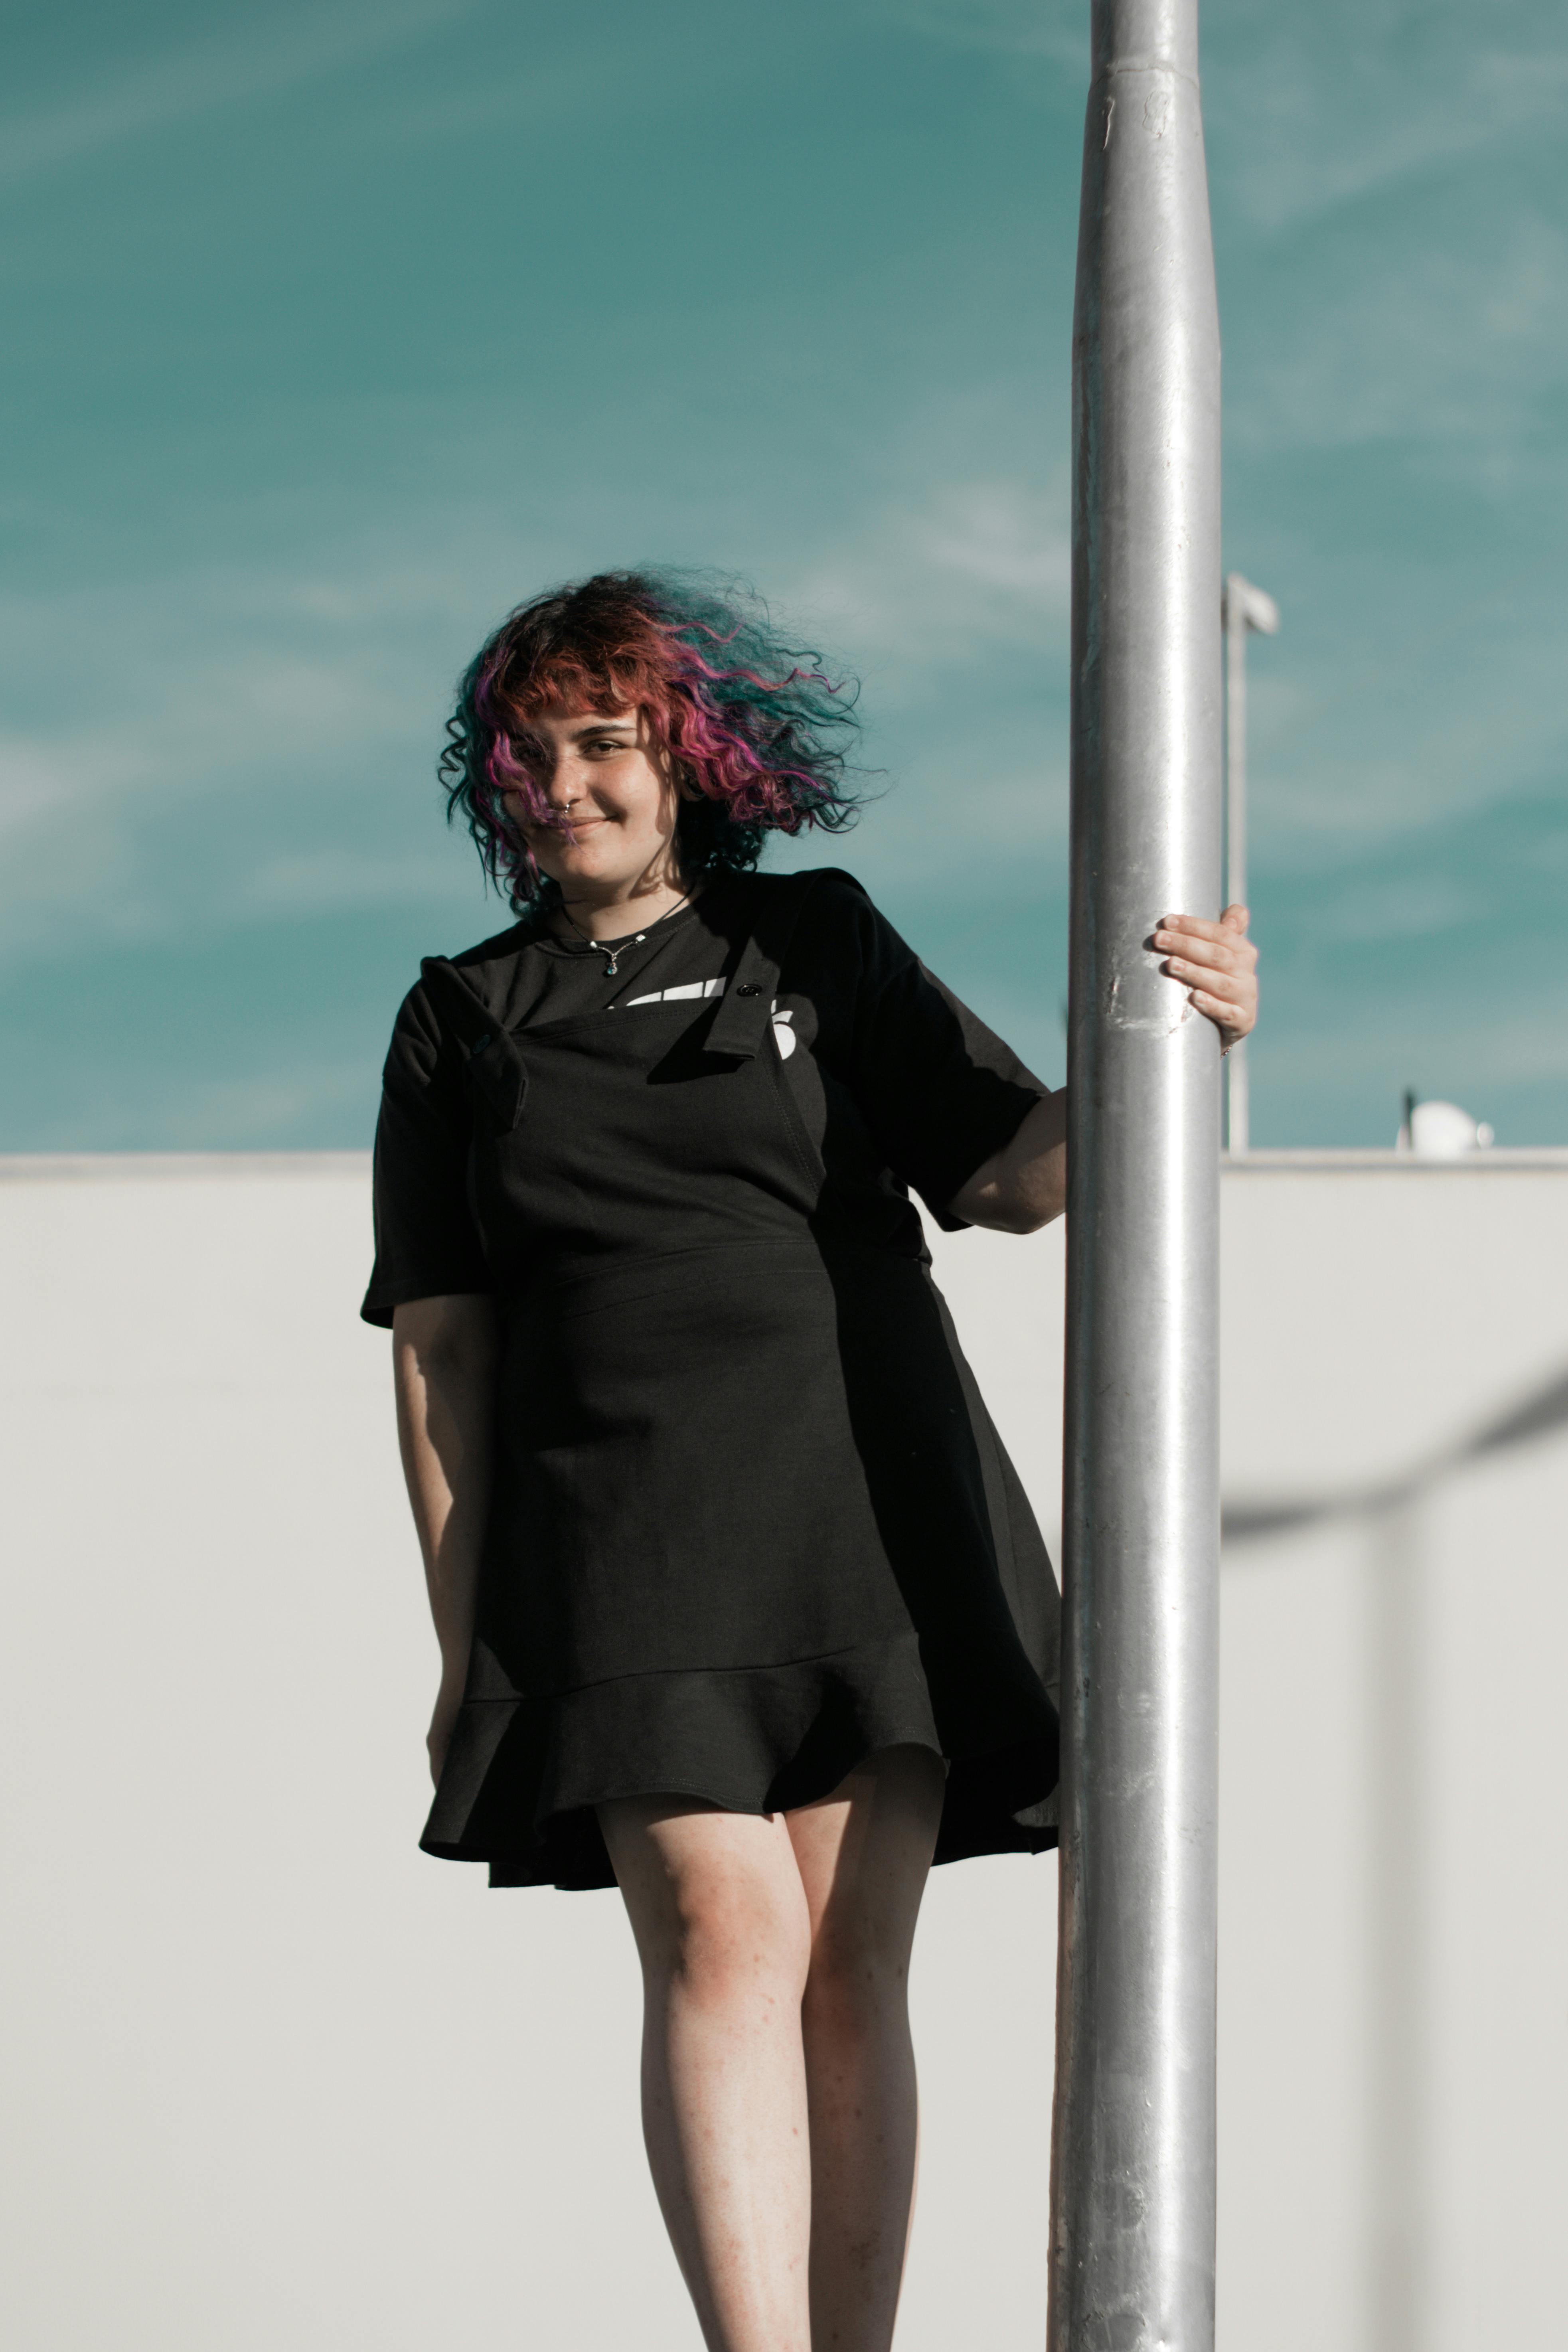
[
  {"xmin": 360, "ymin": 983, "xmax": 495, "ymax": 1328},
  {"xmin": 824, "ymin": 882, "xmax": 1049, "ymax": 1230}
]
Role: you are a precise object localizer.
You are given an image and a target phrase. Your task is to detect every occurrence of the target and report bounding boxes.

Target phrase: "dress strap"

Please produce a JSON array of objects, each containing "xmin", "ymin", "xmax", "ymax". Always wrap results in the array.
[
  {"xmin": 705, "ymin": 872, "xmax": 827, "ymax": 1061},
  {"xmin": 419, "ymin": 956, "xmax": 529, "ymax": 1132}
]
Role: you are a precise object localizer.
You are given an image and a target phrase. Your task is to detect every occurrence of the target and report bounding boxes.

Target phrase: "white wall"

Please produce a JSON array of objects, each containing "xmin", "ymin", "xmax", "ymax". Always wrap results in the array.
[
  {"xmin": 1, "ymin": 1154, "xmax": 1564, "ymax": 2350},
  {"xmin": 1214, "ymin": 1159, "xmax": 1568, "ymax": 2352}
]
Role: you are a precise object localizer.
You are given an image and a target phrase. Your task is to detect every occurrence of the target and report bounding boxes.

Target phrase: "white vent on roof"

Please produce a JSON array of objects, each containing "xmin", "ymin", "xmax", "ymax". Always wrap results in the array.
[{"xmin": 1397, "ymin": 1099, "xmax": 1495, "ymax": 1157}]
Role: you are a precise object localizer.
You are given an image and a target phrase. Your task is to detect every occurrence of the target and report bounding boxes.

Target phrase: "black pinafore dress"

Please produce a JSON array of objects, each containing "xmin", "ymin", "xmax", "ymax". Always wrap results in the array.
[{"xmin": 417, "ymin": 877, "xmax": 1059, "ymax": 1888}]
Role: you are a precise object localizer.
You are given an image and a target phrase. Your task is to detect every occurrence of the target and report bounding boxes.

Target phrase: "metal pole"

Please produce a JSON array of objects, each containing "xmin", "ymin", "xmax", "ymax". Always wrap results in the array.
[
  {"xmin": 1221, "ymin": 573, "xmax": 1278, "ymax": 1155},
  {"xmin": 1051, "ymin": 3, "xmax": 1222, "ymax": 2347},
  {"xmin": 1224, "ymin": 580, "xmax": 1250, "ymax": 1155}
]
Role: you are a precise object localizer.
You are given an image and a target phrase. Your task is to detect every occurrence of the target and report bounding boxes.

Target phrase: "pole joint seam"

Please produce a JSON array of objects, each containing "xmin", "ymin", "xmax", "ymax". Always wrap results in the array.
[{"xmin": 1095, "ymin": 56, "xmax": 1200, "ymax": 91}]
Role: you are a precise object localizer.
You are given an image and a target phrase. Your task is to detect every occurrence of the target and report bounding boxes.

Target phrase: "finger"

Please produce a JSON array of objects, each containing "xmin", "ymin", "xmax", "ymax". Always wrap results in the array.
[
  {"xmin": 1154, "ymin": 932, "xmax": 1246, "ymax": 975},
  {"xmin": 1190, "ymin": 986, "xmax": 1254, "ymax": 1035},
  {"xmin": 1156, "ymin": 912, "xmax": 1241, "ymax": 950},
  {"xmin": 1157, "ymin": 908, "xmax": 1253, "ymax": 944},
  {"xmin": 1171, "ymin": 960, "xmax": 1252, "ymax": 1005},
  {"xmin": 1154, "ymin": 930, "xmax": 1257, "ymax": 979}
]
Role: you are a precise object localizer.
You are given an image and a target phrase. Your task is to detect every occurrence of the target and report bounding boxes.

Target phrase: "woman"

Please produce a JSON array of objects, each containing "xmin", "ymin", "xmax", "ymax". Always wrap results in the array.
[{"xmin": 362, "ymin": 570, "xmax": 1257, "ymax": 2352}]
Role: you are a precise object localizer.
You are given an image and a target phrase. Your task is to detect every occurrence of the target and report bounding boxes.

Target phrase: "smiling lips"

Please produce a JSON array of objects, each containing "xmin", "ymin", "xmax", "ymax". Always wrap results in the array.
[{"xmin": 523, "ymin": 811, "xmax": 607, "ymax": 839}]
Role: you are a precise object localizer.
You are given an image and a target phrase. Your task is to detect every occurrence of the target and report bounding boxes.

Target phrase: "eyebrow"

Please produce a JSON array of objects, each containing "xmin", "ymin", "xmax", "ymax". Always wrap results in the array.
[{"xmin": 569, "ymin": 715, "xmax": 636, "ymax": 736}]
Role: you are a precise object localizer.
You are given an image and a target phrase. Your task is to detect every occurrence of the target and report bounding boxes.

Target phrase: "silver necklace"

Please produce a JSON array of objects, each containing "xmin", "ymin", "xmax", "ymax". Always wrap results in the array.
[{"xmin": 560, "ymin": 884, "xmax": 695, "ymax": 977}]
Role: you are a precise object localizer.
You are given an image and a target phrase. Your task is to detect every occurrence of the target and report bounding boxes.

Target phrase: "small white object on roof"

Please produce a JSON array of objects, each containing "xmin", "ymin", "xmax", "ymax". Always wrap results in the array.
[{"xmin": 1399, "ymin": 1099, "xmax": 1496, "ymax": 1157}]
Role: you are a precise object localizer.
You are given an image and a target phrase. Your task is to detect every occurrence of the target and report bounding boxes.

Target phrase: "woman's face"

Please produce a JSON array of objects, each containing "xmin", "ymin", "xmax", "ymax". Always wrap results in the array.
[{"xmin": 504, "ymin": 704, "xmax": 684, "ymax": 901}]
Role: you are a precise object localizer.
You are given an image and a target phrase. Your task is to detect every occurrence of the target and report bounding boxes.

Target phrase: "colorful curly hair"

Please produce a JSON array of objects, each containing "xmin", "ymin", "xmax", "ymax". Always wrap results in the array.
[{"xmin": 439, "ymin": 568, "xmax": 866, "ymax": 915}]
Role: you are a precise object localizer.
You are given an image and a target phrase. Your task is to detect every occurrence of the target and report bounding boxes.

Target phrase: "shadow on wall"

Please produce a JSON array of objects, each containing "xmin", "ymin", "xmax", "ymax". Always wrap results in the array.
[
  {"xmin": 1221, "ymin": 1356, "xmax": 1568, "ymax": 2352},
  {"xmin": 1221, "ymin": 1361, "xmax": 1568, "ymax": 1544}
]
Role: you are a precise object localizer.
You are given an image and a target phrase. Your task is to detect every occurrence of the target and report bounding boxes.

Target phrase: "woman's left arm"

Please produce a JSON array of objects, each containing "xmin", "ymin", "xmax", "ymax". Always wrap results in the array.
[{"xmin": 949, "ymin": 904, "xmax": 1260, "ymax": 1235}]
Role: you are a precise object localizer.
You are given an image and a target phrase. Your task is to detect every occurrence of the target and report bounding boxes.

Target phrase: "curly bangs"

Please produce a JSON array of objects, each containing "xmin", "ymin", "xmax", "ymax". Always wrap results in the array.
[{"xmin": 439, "ymin": 568, "xmax": 865, "ymax": 914}]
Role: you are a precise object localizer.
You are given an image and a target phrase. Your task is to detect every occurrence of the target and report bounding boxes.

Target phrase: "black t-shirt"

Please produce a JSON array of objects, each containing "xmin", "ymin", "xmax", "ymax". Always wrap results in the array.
[{"xmin": 361, "ymin": 868, "xmax": 1047, "ymax": 1326}]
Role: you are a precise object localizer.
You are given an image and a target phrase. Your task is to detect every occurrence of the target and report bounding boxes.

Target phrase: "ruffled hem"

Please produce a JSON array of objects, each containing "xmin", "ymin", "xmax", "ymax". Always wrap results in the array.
[{"xmin": 421, "ymin": 1631, "xmax": 1059, "ymax": 1892}]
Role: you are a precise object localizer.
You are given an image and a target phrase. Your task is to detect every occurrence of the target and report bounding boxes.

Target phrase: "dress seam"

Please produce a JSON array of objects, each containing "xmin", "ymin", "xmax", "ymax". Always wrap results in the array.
[
  {"xmin": 466, "ymin": 1631, "xmax": 918, "ymax": 1702},
  {"xmin": 508, "ymin": 1234, "xmax": 839, "ymax": 1300}
]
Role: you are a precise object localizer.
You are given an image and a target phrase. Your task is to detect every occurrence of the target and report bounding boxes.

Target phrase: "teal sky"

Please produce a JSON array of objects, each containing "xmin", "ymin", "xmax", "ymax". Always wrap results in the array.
[{"xmin": 4, "ymin": 0, "xmax": 1565, "ymax": 1150}]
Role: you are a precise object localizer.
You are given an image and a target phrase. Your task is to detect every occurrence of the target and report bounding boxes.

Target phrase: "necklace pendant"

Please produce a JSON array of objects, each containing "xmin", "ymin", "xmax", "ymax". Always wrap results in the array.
[{"xmin": 603, "ymin": 947, "xmax": 621, "ymax": 976}]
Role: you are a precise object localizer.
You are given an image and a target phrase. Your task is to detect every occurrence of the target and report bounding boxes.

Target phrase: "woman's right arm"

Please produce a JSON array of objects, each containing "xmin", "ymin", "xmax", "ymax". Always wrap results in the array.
[{"xmin": 392, "ymin": 1294, "xmax": 501, "ymax": 1785}]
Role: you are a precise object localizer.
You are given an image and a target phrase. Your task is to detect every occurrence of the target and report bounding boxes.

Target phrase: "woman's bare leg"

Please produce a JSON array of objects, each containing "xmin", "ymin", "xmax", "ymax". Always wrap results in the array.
[
  {"xmin": 598, "ymin": 1796, "xmax": 815, "ymax": 2352},
  {"xmin": 786, "ymin": 1745, "xmax": 946, "ymax": 2352}
]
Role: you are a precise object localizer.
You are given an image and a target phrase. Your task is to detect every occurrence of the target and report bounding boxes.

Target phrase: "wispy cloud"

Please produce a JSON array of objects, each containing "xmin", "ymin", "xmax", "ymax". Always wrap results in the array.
[
  {"xmin": 0, "ymin": 554, "xmax": 477, "ymax": 950},
  {"xmin": 0, "ymin": 0, "xmax": 480, "ymax": 187},
  {"xmin": 235, "ymin": 845, "xmax": 477, "ymax": 919},
  {"xmin": 1232, "ymin": 208, "xmax": 1568, "ymax": 460},
  {"xmin": 786, "ymin": 473, "xmax": 1071, "ymax": 674},
  {"xmin": 1208, "ymin": 19, "xmax": 1568, "ymax": 236},
  {"xmin": 860, "ymin": 0, "xmax": 1086, "ymax": 69}
]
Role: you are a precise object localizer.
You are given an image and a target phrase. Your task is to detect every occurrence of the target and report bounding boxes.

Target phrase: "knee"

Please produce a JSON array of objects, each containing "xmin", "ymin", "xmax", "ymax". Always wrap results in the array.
[
  {"xmin": 650, "ymin": 1878, "xmax": 811, "ymax": 2013},
  {"xmin": 802, "ymin": 1918, "xmax": 910, "ymax": 2041}
]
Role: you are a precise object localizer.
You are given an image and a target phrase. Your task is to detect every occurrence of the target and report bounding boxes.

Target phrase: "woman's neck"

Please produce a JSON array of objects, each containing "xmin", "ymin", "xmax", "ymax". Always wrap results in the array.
[{"xmin": 556, "ymin": 868, "xmax": 696, "ymax": 942}]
